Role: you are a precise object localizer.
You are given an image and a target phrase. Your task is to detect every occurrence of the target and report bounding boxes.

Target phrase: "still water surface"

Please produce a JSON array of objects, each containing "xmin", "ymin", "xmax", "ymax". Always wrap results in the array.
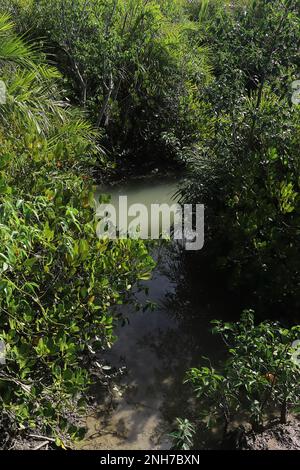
[{"xmin": 80, "ymin": 176, "xmax": 224, "ymax": 450}]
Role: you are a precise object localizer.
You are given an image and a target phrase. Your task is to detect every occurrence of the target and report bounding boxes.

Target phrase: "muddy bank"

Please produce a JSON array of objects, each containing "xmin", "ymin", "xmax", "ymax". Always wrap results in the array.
[{"xmin": 243, "ymin": 417, "xmax": 300, "ymax": 450}]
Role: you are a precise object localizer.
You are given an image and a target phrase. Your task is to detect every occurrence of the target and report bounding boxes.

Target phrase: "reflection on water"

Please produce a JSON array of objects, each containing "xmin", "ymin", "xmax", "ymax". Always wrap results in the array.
[{"xmin": 80, "ymin": 176, "xmax": 224, "ymax": 450}]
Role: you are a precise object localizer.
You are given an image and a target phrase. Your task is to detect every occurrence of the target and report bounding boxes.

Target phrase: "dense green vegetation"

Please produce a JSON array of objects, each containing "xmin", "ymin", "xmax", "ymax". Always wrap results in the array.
[
  {"xmin": 180, "ymin": 0, "xmax": 300, "ymax": 312},
  {"xmin": 0, "ymin": 0, "xmax": 300, "ymax": 451},
  {"xmin": 0, "ymin": 13, "xmax": 153, "ymax": 446},
  {"xmin": 4, "ymin": 0, "xmax": 212, "ymax": 168}
]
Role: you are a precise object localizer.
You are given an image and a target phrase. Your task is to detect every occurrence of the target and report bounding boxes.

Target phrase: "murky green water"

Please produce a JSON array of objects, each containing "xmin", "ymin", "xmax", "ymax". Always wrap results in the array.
[
  {"xmin": 96, "ymin": 176, "xmax": 179, "ymax": 240},
  {"xmin": 80, "ymin": 176, "xmax": 223, "ymax": 450}
]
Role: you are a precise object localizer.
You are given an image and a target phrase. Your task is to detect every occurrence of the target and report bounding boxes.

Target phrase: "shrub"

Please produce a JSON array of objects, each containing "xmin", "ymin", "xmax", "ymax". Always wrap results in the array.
[{"xmin": 186, "ymin": 311, "xmax": 300, "ymax": 438}]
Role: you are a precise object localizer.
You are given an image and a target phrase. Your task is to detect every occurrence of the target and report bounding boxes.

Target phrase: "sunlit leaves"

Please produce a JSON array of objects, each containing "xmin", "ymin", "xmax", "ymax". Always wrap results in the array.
[{"xmin": 0, "ymin": 14, "xmax": 154, "ymax": 446}]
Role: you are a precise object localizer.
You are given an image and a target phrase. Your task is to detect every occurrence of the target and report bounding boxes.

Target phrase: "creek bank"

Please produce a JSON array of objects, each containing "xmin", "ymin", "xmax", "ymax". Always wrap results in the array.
[
  {"xmin": 242, "ymin": 417, "xmax": 300, "ymax": 450},
  {"xmin": 103, "ymin": 159, "xmax": 185, "ymax": 185}
]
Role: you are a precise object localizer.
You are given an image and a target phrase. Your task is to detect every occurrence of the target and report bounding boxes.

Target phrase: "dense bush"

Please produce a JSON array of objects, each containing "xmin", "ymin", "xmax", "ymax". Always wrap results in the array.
[
  {"xmin": 0, "ymin": 14, "xmax": 154, "ymax": 446},
  {"xmin": 180, "ymin": 0, "xmax": 300, "ymax": 312},
  {"xmin": 2, "ymin": 0, "xmax": 212, "ymax": 167}
]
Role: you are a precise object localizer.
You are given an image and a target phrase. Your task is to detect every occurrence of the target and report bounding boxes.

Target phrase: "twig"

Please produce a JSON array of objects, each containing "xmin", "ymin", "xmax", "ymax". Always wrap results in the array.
[
  {"xmin": 29, "ymin": 434, "xmax": 55, "ymax": 442},
  {"xmin": 33, "ymin": 441, "xmax": 49, "ymax": 450}
]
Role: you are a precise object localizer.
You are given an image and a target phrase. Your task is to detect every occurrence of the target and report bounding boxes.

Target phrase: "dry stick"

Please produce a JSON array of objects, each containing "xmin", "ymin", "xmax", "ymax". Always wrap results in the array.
[
  {"xmin": 34, "ymin": 441, "xmax": 49, "ymax": 450},
  {"xmin": 29, "ymin": 434, "xmax": 56, "ymax": 442}
]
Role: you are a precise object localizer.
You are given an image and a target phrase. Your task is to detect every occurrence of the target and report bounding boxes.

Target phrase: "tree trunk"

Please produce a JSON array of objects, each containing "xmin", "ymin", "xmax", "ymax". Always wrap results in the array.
[
  {"xmin": 96, "ymin": 73, "xmax": 114, "ymax": 128},
  {"xmin": 62, "ymin": 47, "xmax": 87, "ymax": 107},
  {"xmin": 280, "ymin": 400, "xmax": 287, "ymax": 424}
]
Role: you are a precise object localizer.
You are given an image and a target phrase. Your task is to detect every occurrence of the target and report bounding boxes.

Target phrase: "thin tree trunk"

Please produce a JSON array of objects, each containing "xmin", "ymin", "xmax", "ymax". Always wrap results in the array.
[
  {"xmin": 62, "ymin": 47, "xmax": 87, "ymax": 107},
  {"xmin": 280, "ymin": 400, "xmax": 287, "ymax": 424},
  {"xmin": 96, "ymin": 73, "xmax": 114, "ymax": 128},
  {"xmin": 223, "ymin": 419, "xmax": 229, "ymax": 439}
]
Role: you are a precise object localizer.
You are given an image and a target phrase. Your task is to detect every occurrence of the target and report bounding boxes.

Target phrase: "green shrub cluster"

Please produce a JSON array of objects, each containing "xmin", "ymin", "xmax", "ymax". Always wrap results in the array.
[{"xmin": 0, "ymin": 14, "xmax": 154, "ymax": 446}]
